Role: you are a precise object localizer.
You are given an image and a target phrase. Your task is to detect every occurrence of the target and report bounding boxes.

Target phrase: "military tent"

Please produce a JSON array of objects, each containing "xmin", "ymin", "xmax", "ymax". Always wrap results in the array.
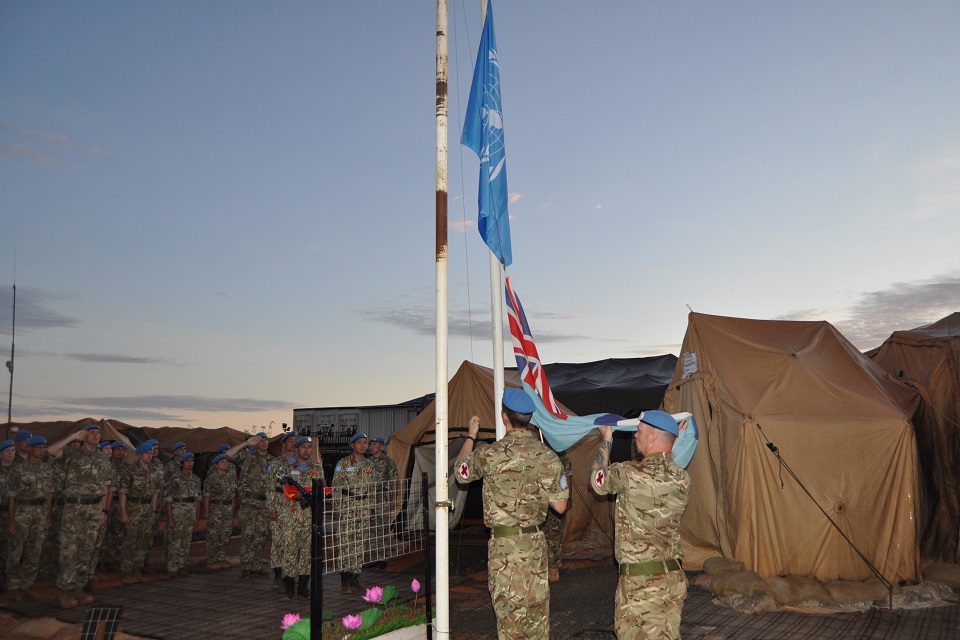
[
  {"xmin": 662, "ymin": 312, "xmax": 927, "ymax": 583},
  {"xmin": 868, "ymin": 311, "xmax": 960, "ymax": 561}
]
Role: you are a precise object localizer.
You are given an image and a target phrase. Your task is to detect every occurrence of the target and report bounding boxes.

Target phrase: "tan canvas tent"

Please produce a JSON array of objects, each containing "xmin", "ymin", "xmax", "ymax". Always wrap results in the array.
[
  {"xmin": 869, "ymin": 311, "xmax": 960, "ymax": 562},
  {"xmin": 387, "ymin": 361, "xmax": 616, "ymax": 555},
  {"xmin": 663, "ymin": 313, "xmax": 926, "ymax": 583}
]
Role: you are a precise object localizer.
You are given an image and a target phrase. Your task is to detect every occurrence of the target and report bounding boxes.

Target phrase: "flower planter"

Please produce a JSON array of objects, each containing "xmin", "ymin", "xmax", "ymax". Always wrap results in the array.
[{"xmin": 372, "ymin": 623, "xmax": 428, "ymax": 640}]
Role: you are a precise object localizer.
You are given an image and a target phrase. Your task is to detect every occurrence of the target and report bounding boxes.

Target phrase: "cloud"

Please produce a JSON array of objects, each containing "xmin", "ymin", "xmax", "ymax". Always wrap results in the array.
[
  {"xmin": 65, "ymin": 394, "xmax": 293, "ymax": 413},
  {"xmin": 215, "ymin": 291, "xmax": 232, "ymax": 298},
  {"xmin": 593, "ymin": 203, "xmax": 603, "ymax": 212},
  {"xmin": 0, "ymin": 144, "xmax": 52, "ymax": 166},
  {"xmin": 450, "ymin": 217, "xmax": 475, "ymax": 232},
  {"xmin": 541, "ymin": 196, "xmax": 560, "ymax": 209},
  {"xmin": 777, "ymin": 273, "xmax": 960, "ymax": 349},
  {"xmin": 508, "ymin": 192, "xmax": 521, "ymax": 204},
  {"xmin": 359, "ymin": 305, "xmax": 587, "ymax": 342},
  {"xmin": 64, "ymin": 353, "xmax": 185, "ymax": 366},
  {"xmin": 0, "ymin": 287, "xmax": 80, "ymax": 334},
  {"xmin": 1, "ymin": 120, "xmax": 70, "ymax": 147}
]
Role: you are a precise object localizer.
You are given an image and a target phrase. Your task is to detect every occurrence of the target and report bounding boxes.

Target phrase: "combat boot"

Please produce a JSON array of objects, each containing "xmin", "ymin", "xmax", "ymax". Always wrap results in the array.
[
  {"xmin": 283, "ymin": 576, "xmax": 295, "ymax": 600},
  {"xmin": 349, "ymin": 573, "xmax": 365, "ymax": 592},
  {"xmin": 340, "ymin": 572, "xmax": 351, "ymax": 594},
  {"xmin": 58, "ymin": 589, "xmax": 78, "ymax": 609},
  {"xmin": 297, "ymin": 575, "xmax": 310, "ymax": 598}
]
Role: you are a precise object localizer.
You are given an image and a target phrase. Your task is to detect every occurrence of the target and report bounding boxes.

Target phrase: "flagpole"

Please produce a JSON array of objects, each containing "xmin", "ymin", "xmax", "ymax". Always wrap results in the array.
[{"xmin": 434, "ymin": 0, "xmax": 451, "ymax": 638}]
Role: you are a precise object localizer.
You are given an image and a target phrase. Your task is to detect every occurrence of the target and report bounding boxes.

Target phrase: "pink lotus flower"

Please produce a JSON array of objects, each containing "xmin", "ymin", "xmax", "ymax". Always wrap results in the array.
[
  {"xmin": 363, "ymin": 585, "xmax": 384, "ymax": 603},
  {"xmin": 281, "ymin": 613, "xmax": 301, "ymax": 630},
  {"xmin": 342, "ymin": 614, "xmax": 363, "ymax": 630},
  {"xmin": 411, "ymin": 578, "xmax": 421, "ymax": 594}
]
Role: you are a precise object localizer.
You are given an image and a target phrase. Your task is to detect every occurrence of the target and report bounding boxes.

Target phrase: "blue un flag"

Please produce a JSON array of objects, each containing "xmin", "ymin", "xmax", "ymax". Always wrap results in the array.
[{"xmin": 461, "ymin": 0, "xmax": 512, "ymax": 267}]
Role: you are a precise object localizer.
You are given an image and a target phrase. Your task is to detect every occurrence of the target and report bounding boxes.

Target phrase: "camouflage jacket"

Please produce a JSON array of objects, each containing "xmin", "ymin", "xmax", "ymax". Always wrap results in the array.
[
  {"xmin": 203, "ymin": 469, "xmax": 237, "ymax": 502},
  {"xmin": 278, "ymin": 458, "xmax": 325, "ymax": 510},
  {"xmin": 58, "ymin": 445, "xmax": 112, "ymax": 498},
  {"xmin": 120, "ymin": 460, "xmax": 163, "ymax": 499},
  {"xmin": 368, "ymin": 454, "xmax": 399, "ymax": 487},
  {"xmin": 455, "ymin": 429, "xmax": 568, "ymax": 528},
  {"xmin": 591, "ymin": 451, "xmax": 689, "ymax": 564},
  {"xmin": 332, "ymin": 454, "xmax": 373, "ymax": 507},
  {"xmin": 235, "ymin": 448, "xmax": 278, "ymax": 499},
  {"xmin": 0, "ymin": 463, "xmax": 13, "ymax": 502},
  {"xmin": 8, "ymin": 459, "xmax": 55, "ymax": 502},
  {"xmin": 164, "ymin": 470, "xmax": 201, "ymax": 504}
]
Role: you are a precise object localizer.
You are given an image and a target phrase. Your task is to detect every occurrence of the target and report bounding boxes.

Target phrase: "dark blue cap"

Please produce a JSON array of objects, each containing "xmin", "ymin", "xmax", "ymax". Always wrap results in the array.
[
  {"xmin": 211, "ymin": 454, "xmax": 227, "ymax": 465},
  {"xmin": 81, "ymin": 423, "xmax": 100, "ymax": 432},
  {"xmin": 503, "ymin": 388, "xmax": 535, "ymax": 414},
  {"xmin": 294, "ymin": 436, "xmax": 311, "ymax": 448},
  {"xmin": 279, "ymin": 433, "xmax": 297, "ymax": 443},
  {"xmin": 171, "ymin": 442, "xmax": 186, "ymax": 451},
  {"xmin": 216, "ymin": 444, "xmax": 229, "ymax": 453},
  {"xmin": 350, "ymin": 432, "xmax": 367, "ymax": 444},
  {"xmin": 0, "ymin": 440, "xmax": 13, "ymax": 451},
  {"xmin": 112, "ymin": 440, "xmax": 128, "ymax": 450},
  {"xmin": 639, "ymin": 410, "xmax": 680, "ymax": 437},
  {"xmin": 14, "ymin": 431, "xmax": 32, "ymax": 442},
  {"xmin": 178, "ymin": 452, "xmax": 194, "ymax": 463},
  {"xmin": 27, "ymin": 436, "xmax": 48, "ymax": 447},
  {"xmin": 98, "ymin": 440, "xmax": 112, "ymax": 450},
  {"xmin": 370, "ymin": 436, "xmax": 385, "ymax": 444},
  {"xmin": 135, "ymin": 443, "xmax": 153, "ymax": 455},
  {"xmin": 254, "ymin": 432, "xmax": 268, "ymax": 439}
]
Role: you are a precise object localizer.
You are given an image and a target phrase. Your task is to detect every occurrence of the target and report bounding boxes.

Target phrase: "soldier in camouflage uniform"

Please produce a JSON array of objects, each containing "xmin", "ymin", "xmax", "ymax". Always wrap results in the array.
[
  {"xmin": 164, "ymin": 452, "xmax": 201, "ymax": 576},
  {"xmin": 119, "ymin": 442, "xmax": 163, "ymax": 583},
  {"xmin": 202, "ymin": 454, "xmax": 236, "ymax": 569},
  {"xmin": 332, "ymin": 432, "xmax": 373, "ymax": 593},
  {"xmin": 84, "ymin": 441, "xmax": 115, "ymax": 587},
  {"xmin": 38, "ymin": 443, "xmax": 70, "ymax": 584},
  {"xmin": 47, "ymin": 424, "xmax": 112, "ymax": 609},
  {"xmin": 12, "ymin": 430, "xmax": 32, "ymax": 465},
  {"xmin": 6, "ymin": 437, "xmax": 54, "ymax": 600},
  {"xmin": 100, "ymin": 440, "xmax": 129, "ymax": 571},
  {"xmin": 590, "ymin": 411, "xmax": 690, "ymax": 640},
  {"xmin": 225, "ymin": 432, "xmax": 278, "ymax": 578},
  {"xmin": 0, "ymin": 440, "xmax": 15, "ymax": 591},
  {"xmin": 278, "ymin": 436, "xmax": 325, "ymax": 599},
  {"xmin": 544, "ymin": 452, "xmax": 573, "ymax": 583},
  {"xmin": 367, "ymin": 436, "xmax": 399, "ymax": 568},
  {"xmin": 271, "ymin": 432, "xmax": 298, "ymax": 584},
  {"xmin": 455, "ymin": 388, "xmax": 570, "ymax": 640}
]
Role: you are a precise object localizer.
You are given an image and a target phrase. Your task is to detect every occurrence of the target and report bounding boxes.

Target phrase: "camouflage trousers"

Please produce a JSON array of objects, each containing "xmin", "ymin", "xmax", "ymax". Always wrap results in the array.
[
  {"xmin": 336, "ymin": 501, "xmax": 368, "ymax": 574},
  {"xmin": 100, "ymin": 497, "xmax": 124, "ymax": 570},
  {"xmin": 166, "ymin": 503, "xmax": 197, "ymax": 573},
  {"xmin": 281, "ymin": 503, "xmax": 311, "ymax": 577},
  {"xmin": 87, "ymin": 517, "xmax": 107, "ymax": 579},
  {"xmin": 487, "ymin": 531, "xmax": 550, "ymax": 640},
  {"xmin": 238, "ymin": 500, "xmax": 270, "ymax": 572},
  {"xmin": 121, "ymin": 502, "xmax": 155, "ymax": 576},
  {"xmin": 205, "ymin": 503, "xmax": 233, "ymax": 565},
  {"xmin": 369, "ymin": 502, "xmax": 394, "ymax": 562},
  {"xmin": 614, "ymin": 570, "xmax": 687, "ymax": 640},
  {"xmin": 544, "ymin": 509, "xmax": 565, "ymax": 570},
  {"xmin": 0, "ymin": 510, "xmax": 7, "ymax": 587},
  {"xmin": 6, "ymin": 505, "xmax": 49, "ymax": 590},
  {"xmin": 58, "ymin": 503, "xmax": 102, "ymax": 591},
  {"xmin": 39, "ymin": 501, "xmax": 63, "ymax": 581},
  {"xmin": 270, "ymin": 492, "xmax": 288, "ymax": 568}
]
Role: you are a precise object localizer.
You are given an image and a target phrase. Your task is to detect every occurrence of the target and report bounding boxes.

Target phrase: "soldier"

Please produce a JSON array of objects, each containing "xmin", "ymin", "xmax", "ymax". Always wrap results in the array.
[
  {"xmin": 202, "ymin": 454, "xmax": 236, "ymax": 570},
  {"xmin": 119, "ymin": 442, "xmax": 163, "ymax": 584},
  {"xmin": 164, "ymin": 452, "xmax": 201, "ymax": 577},
  {"xmin": 455, "ymin": 388, "xmax": 569, "ymax": 640},
  {"xmin": 100, "ymin": 440, "xmax": 128, "ymax": 571},
  {"xmin": 6, "ymin": 436, "xmax": 55, "ymax": 601},
  {"xmin": 47, "ymin": 424, "xmax": 112, "ymax": 609},
  {"xmin": 544, "ymin": 452, "xmax": 573, "ymax": 583},
  {"xmin": 163, "ymin": 442, "xmax": 188, "ymax": 487},
  {"xmin": 332, "ymin": 432, "xmax": 373, "ymax": 593},
  {"xmin": 590, "ymin": 411, "xmax": 690, "ymax": 640},
  {"xmin": 224, "ymin": 433, "xmax": 278, "ymax": 579},
  {"xmin": 0, "ymin": 440, "xmax": 15, "ymax": 591},
  {"xmin": 84, "ymin": 441, "xmax": 114, "ymax": 589},
  {"xmin": 366, "ymin": 436, "xmax": 399, "ymax": 569},
  {"xmin": 12, "ymin": 430, "xmax": 32, "ymax": 464},
  {"xmin": 271, "ymin": 432, "xmax": 298, "ymax": 585},
  {"xmin": 278, "ymin": 436, "xmax": 324, "ymax": 600}
]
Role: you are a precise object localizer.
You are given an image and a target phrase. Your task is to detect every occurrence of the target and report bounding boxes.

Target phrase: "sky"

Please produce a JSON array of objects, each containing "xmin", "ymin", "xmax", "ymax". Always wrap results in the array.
[{"xmin": 2, "ymin": 1, "xmax": 959, "ymax": 432}]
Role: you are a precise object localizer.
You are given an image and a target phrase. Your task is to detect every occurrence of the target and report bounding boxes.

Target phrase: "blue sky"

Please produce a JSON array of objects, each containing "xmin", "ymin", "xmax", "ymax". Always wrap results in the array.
[{"xmin": 2, "ymin": 1, "xmax": 959, "ymax": 431}]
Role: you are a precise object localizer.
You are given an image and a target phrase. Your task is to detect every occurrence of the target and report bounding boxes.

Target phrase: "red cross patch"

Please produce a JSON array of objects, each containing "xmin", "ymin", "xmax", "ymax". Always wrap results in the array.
[
  {"xmin": 594, "ymin": 470, "xmax": 605, "ymax": 486},
  {"xmin": 458, "ymin": 462, "xmax": 470, "ymax": 479}
]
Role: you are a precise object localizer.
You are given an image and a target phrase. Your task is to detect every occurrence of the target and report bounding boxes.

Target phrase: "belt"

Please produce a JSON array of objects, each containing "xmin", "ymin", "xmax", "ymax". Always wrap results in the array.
[
  {"xmin": 619, "ymin": 559, "xmax": 682, "ymax": 577},
  {"xmin": 64, "ymin": 496, "xmax": 102, "ymax": 505},
  {"xmin": 491, "ymin": 525, "xmax": 541, "ymax": 538},
  {"xmin": 17, "ymin": 498, "xmax": 46, "ymax": 506},
  {"xmin": 212, "ymin": 499, "xmax": 234, "ymax": 505},
  {"xmin": 244, "ymin": 493, "xmax": 267, "ymax": 501},
  {"xmin": 125, "ymin": 496, "xmax": 153, "ymax": 504},
  {"xmin": 172, "ymin": 497, "xmax": 197, "ymax": 503}
]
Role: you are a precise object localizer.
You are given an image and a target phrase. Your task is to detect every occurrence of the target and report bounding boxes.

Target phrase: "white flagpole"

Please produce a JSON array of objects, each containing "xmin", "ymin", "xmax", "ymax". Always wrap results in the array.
[{"xmin": 434, "ymin": 0, "xmax": 451, "ymax": 637}]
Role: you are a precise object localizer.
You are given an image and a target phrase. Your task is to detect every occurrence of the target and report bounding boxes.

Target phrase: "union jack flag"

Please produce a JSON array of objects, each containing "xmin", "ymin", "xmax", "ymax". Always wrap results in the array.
[{"xmin": 504, "ymin": 274, "xmax": 567, "ymax": 420}]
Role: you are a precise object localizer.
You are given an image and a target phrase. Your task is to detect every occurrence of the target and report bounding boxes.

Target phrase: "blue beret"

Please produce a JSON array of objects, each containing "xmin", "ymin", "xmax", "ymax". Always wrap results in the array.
[
  {"xmin": 135, "ymin": 443, "xmax": 153, "ymax": 455},
  {"xmin": 178, "ymin": 452, "xmax": 194, "ymax": 463},
  {"xmin": 216, "ymin": 444, "xmax": 229, "ymax": 453},
  {"xmin": 639, "ymin": 410, "xmax": 679, "ymax": 437},
  {"xmin": 111, "ymin": 440, "xmax": 128, "ymax": 450},
  {"xmin": 27, "ymin": 436, "xmax": 48, "ymax": 447},
  {"xmin": 294, "ymin": 436, "xmax": 312, "ymax": 448},
  {"xmin": 254, "ymin": 432, "xmax": 268, "ymax": 439},
  {"xmin": 350, "ymin": 432, "xmax": 368, "ymax": 444},
  {"xmin": 279, "ymin": 432, "xmax": 297, "ymax": 443},
  {"xmin": 81, "ymin": 423, "xmax": 100, "ymax": 432},
  {"xmin": 370, "ymin": 436, "xmax": 385, "ymax": 444},
  {"xmin": 144, "ymin": 439, "xmax": 159, "ymax": 447},
  {"xmin": 14, "ymin": 431, "xmax": 32, "ymax": 442},
  {"xmin": 98, "ymin": 440, "xmax": 112, "ymax": 450},
  {"xmin": 211, "ymin": 454, "xmax": 227, "ymax": 465},
  {"xmin": 171, "ymin": 442, "xmax": 186, "ymax": 451},
  {"xmin": 0, "ymin": 440, "xmax": 13, "ymax": 452},
  {"xmin": 503, "ymin": 388, "xmax": 535, "ymax": 414}
]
